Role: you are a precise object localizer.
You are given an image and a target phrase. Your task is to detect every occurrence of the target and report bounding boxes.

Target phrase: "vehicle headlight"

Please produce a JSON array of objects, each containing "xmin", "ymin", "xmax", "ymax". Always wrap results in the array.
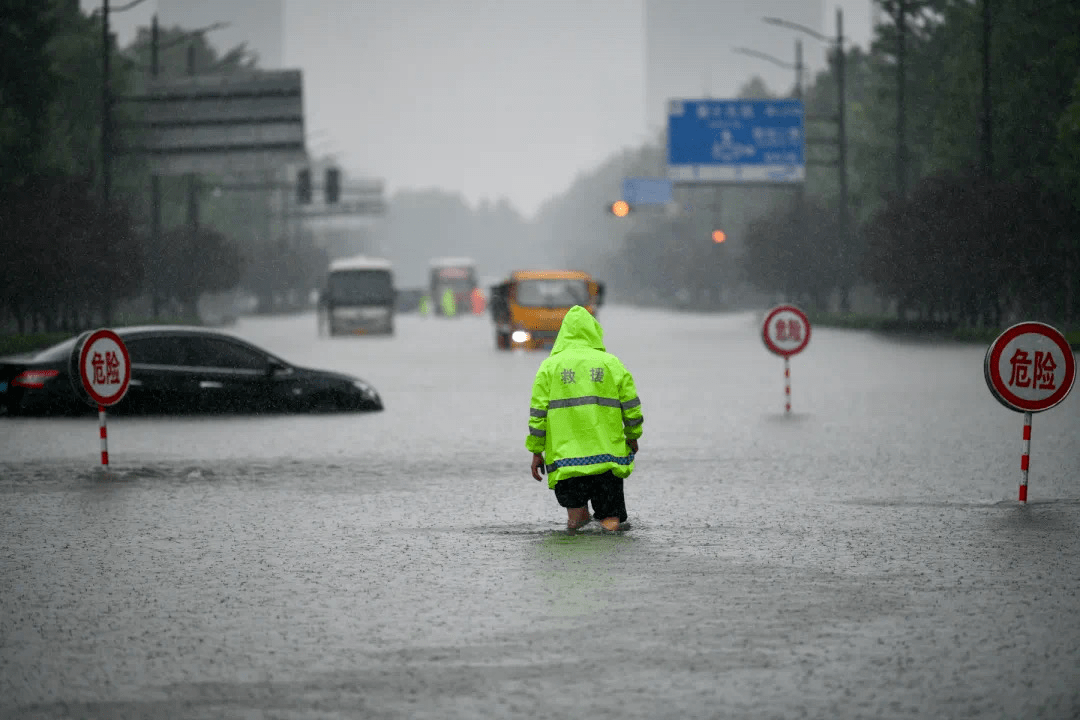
[{"xmin": 511, "ymin": 330, "xmax": 530, "ymax": 343}]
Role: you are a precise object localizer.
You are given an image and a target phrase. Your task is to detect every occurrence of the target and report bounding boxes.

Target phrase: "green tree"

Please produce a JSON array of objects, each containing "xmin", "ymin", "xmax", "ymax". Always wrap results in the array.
[
  {"xmin": 1, "ymin": 175, "xmax": 141, "ymax": 332},
  {"xmin": 0, "ymin": 0, "xmax": 60, "ymax": 185},
  {"xmin": 742, "ymin": 201, "xmax": 843, "ymax": 311},
  {"xmin": 1, "ymin": 1, "xmax": 151, "ymax": 331},
  {"xmin": 1057, "ymin": 73, "xmax": 1080, "ymax": 206},
  {"xmin": 156, "ymin": 226, "xmax": 242, "ymax": 318}
]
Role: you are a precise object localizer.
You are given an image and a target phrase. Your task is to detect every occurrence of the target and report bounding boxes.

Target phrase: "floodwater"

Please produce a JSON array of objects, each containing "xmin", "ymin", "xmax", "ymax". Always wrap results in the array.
[{"xmin": 2, "ymin": 306, "xmax": 1078, "ymax": 719}]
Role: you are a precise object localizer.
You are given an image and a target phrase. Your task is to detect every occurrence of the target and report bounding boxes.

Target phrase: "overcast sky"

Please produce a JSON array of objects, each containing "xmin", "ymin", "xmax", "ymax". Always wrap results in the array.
[{"xmin": 87, "ymin": 0, "xmax": 874, "ymax": 218}]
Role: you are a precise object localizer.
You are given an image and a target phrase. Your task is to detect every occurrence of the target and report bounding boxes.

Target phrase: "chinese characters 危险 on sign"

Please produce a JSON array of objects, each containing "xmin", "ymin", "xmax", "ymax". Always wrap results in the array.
[
  {"xmin": 985, "ymin": 322, "xmax": 1075, "ymax": 413},
  {"xmin": 77, "ymin": 329, "xmax": 131, "ymax": 407}
]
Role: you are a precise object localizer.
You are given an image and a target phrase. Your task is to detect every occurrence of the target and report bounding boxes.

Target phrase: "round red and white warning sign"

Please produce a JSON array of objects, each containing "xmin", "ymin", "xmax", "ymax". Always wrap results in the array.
[
  {"xmin": 77, "ymin": 329, "xmax": 131, "ymax": 407},
  {"xmin": 762, "ymin": 304, "xmax": 811, "ymax": 357},
  {"xmin": 984, "ymin": 321, "xmax": 1075, "ymax": 413}
]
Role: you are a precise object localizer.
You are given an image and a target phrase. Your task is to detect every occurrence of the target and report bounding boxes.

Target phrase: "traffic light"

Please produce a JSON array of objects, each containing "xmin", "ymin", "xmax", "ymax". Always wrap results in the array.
[
  {"xmin": 325, "ymin": 167, "xmax": 340, "ymax": 204},
  {"xmin": 609, "ymin": 200, "xmax": 631, "ymax": 217},
  {"xmin": 712, "ymin": 229, "xmax": 726, "ymax": 243},
  {"xmin": 296, "ymin": 168, "xmax": 312, "ymax": 205}
]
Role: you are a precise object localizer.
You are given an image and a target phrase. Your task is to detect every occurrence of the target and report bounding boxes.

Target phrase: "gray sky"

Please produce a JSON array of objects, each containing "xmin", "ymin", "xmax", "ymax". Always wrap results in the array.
[{"xmin": 87, "ymin": 0, "xmax": 874, "ymax": 218}]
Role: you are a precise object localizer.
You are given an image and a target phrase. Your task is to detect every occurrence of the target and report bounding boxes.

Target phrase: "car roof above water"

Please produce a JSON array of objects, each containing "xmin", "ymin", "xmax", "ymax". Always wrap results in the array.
[
  {"xmin": 28, "ymin": 325, "xmax": 256, "ymax": 362},
  {"xmin": 114, "ymin": 324, "xmax": 234, "ymax": 337}
]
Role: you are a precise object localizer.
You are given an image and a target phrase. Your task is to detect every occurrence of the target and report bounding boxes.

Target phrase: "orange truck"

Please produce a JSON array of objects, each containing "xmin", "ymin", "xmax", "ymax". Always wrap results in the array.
[{"xmin": 488, "ymin": 270, "xmax": 605, "ymax": 350}]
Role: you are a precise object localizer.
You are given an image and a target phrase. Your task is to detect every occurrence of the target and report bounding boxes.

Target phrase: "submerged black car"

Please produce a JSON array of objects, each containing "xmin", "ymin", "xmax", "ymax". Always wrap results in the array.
[{"xmin": 0, "ymin": 326, "xmax": 383, "ymax": 416}]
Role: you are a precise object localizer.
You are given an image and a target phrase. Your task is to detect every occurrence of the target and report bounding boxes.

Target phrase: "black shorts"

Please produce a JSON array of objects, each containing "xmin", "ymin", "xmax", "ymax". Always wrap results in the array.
[{"xmin": 553, "ymin": 470, "xmax": 627, "ymax": 522}]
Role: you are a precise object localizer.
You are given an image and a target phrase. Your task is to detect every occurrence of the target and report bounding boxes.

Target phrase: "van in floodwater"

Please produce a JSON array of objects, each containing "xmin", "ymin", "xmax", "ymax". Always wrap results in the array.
[
  {"xmin": 319, "ymin": 255, "xmax": 395, "ymax": 336},
  {"xmin": 488, "ymin": 270, "xmax": 605, "ymax": 351}
]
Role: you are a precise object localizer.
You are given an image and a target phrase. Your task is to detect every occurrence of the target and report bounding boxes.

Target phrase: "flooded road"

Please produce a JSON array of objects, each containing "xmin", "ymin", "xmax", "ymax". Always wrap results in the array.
[{"xmin": 2, "ymin": 307, "xmax": 1078, "ymax": 718}]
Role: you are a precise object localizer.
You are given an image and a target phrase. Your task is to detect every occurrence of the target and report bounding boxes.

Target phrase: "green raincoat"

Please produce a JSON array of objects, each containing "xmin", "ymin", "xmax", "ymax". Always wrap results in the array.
[
  {"xmin": 440, "ymin": 288, "xmax": 457, "ymax": 317},
  {"xmin": 525, "ymin": 305, "xmax": 643, "ymax": 489}
]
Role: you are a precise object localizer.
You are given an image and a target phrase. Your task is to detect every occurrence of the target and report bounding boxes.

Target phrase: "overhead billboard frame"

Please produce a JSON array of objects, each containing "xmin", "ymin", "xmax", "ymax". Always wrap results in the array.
[
  {"xmin": 115, "ymin": 69, "xmax": 307, "ymax": 176},
  {"xmin": 667, "ymin": 98, "xmax": 805, "ymax": 185}
]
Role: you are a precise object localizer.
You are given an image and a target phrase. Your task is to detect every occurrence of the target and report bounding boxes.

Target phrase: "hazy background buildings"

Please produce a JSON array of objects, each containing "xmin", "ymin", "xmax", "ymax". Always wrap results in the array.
[
  {"xmin": 87, "ymin": 0, "xmax": 873, "ymax": 218},
  {"xmin": 14, "ymin": 1, "xmax": 1078, "ymax": 330}
]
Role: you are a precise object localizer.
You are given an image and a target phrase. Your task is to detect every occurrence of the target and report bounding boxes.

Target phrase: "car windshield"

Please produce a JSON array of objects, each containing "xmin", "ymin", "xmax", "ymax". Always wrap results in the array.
[
  {"xmin": 514, "ymin": 279, "xmax": 589, "ymax": 308},
  {"xmin": 328, "ymin": 270, "xmax": 394, "ymax": 305}
]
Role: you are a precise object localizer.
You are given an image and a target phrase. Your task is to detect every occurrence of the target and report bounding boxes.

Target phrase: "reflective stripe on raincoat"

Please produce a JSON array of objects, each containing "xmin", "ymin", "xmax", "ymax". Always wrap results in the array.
[{"xmin": 525, "ymin": 305, "xmax": 643, "ymax": 489}]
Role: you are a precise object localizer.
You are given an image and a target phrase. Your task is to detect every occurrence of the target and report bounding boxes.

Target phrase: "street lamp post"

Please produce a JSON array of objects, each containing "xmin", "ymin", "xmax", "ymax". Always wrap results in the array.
[
  {"xmin": 100, "ymin": 0, "xmax": 153, "ymax": 324},
  {"xmin": 732, "ymin": 39, "xmax": 804, "ymax": 99},
  {"xmin": 836, "ymin": 10, "xmax": 848, "ymax": 239},
  {"xmin": 732, "ymin": 40, "xmax": 807, "ymax": 239},
  {"xmin": 895, "ymin": 1, "xmax": 907, "ymax": 196},
  {"xmin": 980, "ymin": 0, "xmax": 993, "ymax": 178},
  {"xmin": 100, "ymin": 0, "xmax": 115, "ymax": 324},
  {"xmin": 101, "ymin": 0, "xmax": 111, "ymax": 209},
  {"xmin": 141, "ymin": 16, "xmax": 229, "ymax": 318},
  {"xmin": 796, "ymin": 38, "xmax": 803, "ymax": 101},
  {"xmin": 150, "ymin": 14, "xmax": 161, "ymax": 317},
  {"xmin": 764, "ymin": 9, "xmax": 850, "ymax": 311}
]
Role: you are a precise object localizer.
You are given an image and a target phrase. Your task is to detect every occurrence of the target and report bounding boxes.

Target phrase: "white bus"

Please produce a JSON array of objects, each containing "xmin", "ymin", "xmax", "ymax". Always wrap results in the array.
[{"xmin": 319, "ymin": 255, "xmax": 395, "ymax": 336}]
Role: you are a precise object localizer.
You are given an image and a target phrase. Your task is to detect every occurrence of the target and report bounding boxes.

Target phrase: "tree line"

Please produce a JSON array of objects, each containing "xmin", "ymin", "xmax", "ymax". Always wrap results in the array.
[
  {"xmin": 520, "ymin": 1, "xmax": 1080, "ymax": 330},
  {"xmin": 4, "ymin": 1, "xmax": 1078, "ymax": 334},
  {"xmin": 1, "ymin": 1, "xmax": 324, "ymax": 333},
  {"xmin": 604, "ymin": 0, "xmax": 1080, "ymax": 328}
]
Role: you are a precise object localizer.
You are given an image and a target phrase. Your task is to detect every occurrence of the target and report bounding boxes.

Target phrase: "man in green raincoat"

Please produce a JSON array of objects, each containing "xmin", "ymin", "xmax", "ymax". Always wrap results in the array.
[{"xmin": 526, "ymin": 305, "xmax": 643, "ymax": 531}]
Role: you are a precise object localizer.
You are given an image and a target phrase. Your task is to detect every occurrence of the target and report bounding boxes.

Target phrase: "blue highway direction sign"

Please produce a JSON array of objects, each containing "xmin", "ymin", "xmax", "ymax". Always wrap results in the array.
[{"xmin": 667, "ymin": 99, "xmax": 805, "ymax": 185}]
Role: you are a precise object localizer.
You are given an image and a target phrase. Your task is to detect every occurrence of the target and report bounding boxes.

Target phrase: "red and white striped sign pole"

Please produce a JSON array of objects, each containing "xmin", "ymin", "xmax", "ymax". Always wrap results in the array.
[
  {"xmin": 98, "ymin": 404, "xmax": 109, "ymax": 466},
  {"xmin": 984, "ymin": 322, "xmax": 1075, "ymax": 504},
  {"xmin": 1018, "ymin": 411, "xmax": 1032, "ymax": 503},
  {"xmin": 762, "ymin": 305, "xmax": 811, "ymax": 414},
  {"xmin": 784, "ymin": 357, "xmax": 791, "ymax": 413},
  {"xmin": 75, "ymin": 330, "xmax": 131, "ymax": 468}
]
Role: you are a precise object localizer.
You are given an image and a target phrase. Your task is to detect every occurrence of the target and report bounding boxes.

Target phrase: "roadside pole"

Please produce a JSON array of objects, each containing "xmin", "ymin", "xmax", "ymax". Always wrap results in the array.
[
  {"xmin": 984, "ymin": 322, "xmax": 1076, "ymax": 503},
  {"xmin": 73, "ymin": 330, "xmax": 132, "ymax": 468},
  {"xmin": 762, "ymin": 305, "xmax": 812, "ymax": 414}
]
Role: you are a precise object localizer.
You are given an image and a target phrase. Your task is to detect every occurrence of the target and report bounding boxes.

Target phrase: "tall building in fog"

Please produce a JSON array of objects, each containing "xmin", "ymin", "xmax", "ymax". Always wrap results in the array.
[
  {"xmin": 157, "ymin": 0, "xmax": 283, "ymax": 68},
  {"xmin": 644, "ymin": 0, "xmax": 827, "ymax": 136}
]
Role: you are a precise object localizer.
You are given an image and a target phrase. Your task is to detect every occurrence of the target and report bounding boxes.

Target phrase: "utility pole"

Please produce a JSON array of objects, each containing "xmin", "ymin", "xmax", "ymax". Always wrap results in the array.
[
  {"xmin": 896, "ymin": 0, "xmax": 908, "ymax": 197},
  {"xmin": 150, "ymin": 14, "xmax": 162, "ymax": 318},
  {"xmin": 186, "ymin": 41, "xmax": 200, "ymax": 277},
  {"xmin": 791, "ymin": 38, "xmax": 806, "ymax": 242},
  {"xmin": 141, "ymin": 18, "xmax": 230, "ymax": 317},
  {"xmin": 836, "ymin": 8, "xmax": 850, "ymax": 311},
  {"xmin": 795, "ymin": 38, "xmax": 803, "ymax": 100},
  {"xmin": 762, "ymin": 11, "xmax": 851, "ymax": 310},
  {"xmin": 980, "ymin": 0, "xmax": 993, "ymax": 179},
  {"xmin": 101, "ymin": 0, "xmax": 111, "ymax": 209},
  {"xmin": 100, "ymin": 0, "xmax": 114, "ymax": 325}
]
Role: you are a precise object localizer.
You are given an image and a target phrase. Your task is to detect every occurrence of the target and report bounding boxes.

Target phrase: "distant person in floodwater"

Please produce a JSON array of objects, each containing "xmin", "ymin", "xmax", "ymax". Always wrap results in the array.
[
  {"xmin": 470, "ymin": 287, "xmax": 486, "ymax": 315},
  {"xmin": 440, "ymin": 288, "xmax": 457, "ymax": 317}
]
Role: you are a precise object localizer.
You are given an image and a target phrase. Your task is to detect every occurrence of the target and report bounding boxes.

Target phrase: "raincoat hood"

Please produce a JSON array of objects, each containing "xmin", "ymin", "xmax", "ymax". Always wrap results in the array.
[{"xmin": 550, "ymin": 305, "xmax": 605, "ymax": 354}]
